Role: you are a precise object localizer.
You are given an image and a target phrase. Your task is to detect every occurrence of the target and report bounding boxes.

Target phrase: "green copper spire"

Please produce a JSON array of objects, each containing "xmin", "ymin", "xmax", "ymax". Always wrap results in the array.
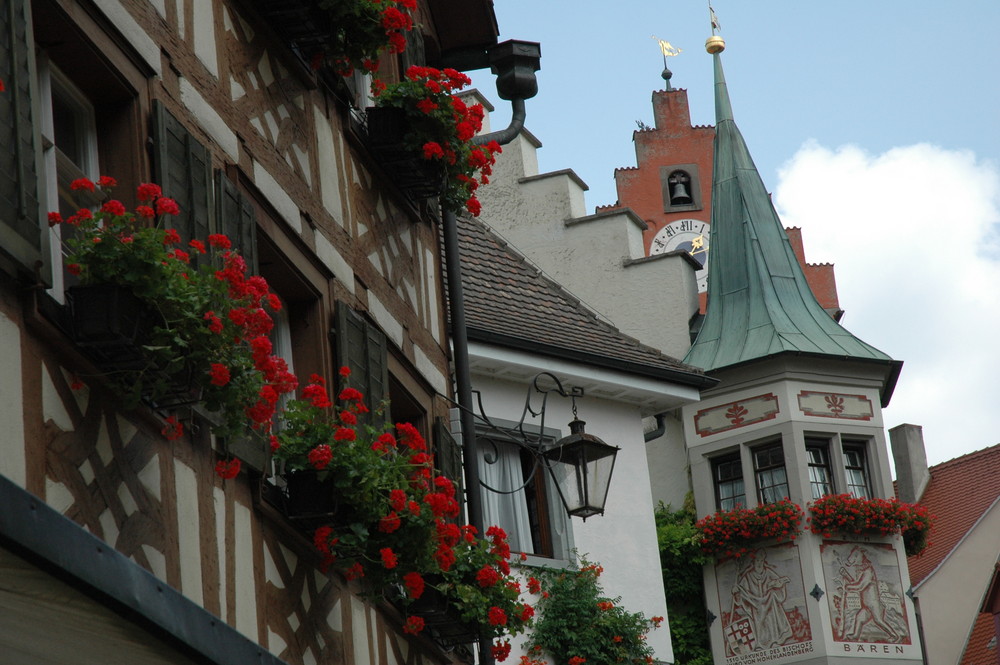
[{"xmin": 684, "ymin": 52, "xmax": 899, "ymax": 397}]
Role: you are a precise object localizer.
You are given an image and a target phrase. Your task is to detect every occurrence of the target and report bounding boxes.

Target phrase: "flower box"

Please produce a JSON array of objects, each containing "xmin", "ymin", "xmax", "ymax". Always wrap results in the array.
[
  {"xmin": 695, "ymin": 498, "xmax": 804, "ymax": 559},
  {"xmin": 365, "ymin": 107, "xmax": 445, "ymax": 200},
  {"xmin": 281, "ymin": 470, "xmax": 340, "ymax": 529},
  {"xmin": 808, "ymin": 493, "xmax": 932, "ymax": 556},
  {"xmin": 389, "ymin": 576, "xmax": 480, "ymax": 647},
  {"xmin": 67, "ymin": 284, "xmax": 201, "ymax": 408},
  {"xmin": 68, "ymin": 283, "xmax": 156, "ymax": 371}
]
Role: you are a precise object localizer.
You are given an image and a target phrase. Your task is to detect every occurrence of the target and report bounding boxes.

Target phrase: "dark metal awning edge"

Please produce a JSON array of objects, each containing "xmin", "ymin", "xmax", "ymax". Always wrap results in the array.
[{"xmin": 0, "ymin": 473, "xmax": 288, "ymax": 665}]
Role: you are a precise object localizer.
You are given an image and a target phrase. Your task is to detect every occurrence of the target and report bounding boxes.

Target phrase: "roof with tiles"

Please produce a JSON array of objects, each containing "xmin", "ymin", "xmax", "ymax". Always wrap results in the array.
[
  {"xmin": 454, "ymin": 214, "xmax": 713, "ymax": 387},
  {"xmin": 959, "ymin": 613, "xmax": 997, "ymax": 665},
  {"xmin": 906, "ymin": 443, "xmax": 1000, "ymax": 586}
]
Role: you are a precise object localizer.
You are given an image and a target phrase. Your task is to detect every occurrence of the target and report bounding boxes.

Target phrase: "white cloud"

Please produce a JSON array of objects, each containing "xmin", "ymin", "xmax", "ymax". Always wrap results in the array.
[{"xmin": 773, "ymin": 142, "xmax": 1000, "ymax": 467}]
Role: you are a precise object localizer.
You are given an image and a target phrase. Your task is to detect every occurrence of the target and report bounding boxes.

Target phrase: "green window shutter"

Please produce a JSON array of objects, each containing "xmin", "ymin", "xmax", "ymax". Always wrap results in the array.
[
  {"xmin": 152, "ymin": 100, "xmax": 212, "ymax": 245},
  {"xmin": 0, "ymin": 0, "xmax": 49, "ymax": 284},
  {"xmin": 215, "ymin": 170, "xmax": 257, "ymax": 273},
  {"xmin": 434, "ymin": 416, "xmax": 465, "ymax": 515},
  {"xmin": 334, "ymin": 303, "xmax": 388, "ymax": 414}
]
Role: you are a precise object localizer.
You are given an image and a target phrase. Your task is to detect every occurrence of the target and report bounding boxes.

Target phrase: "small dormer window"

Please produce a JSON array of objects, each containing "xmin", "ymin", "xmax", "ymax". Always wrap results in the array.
[{"xmin": 660, "ymin": 164, "xmax": 702, "ymax": 212}]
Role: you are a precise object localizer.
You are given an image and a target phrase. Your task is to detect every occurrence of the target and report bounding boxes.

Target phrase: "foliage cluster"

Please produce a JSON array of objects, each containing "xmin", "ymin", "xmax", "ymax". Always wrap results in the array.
[
  {"xmin": 655, "ymin": 500, "xmax": 712, "ymax": 665},
  {"xmin": 313, "ymin": 0, "xmax": 415, "ymax": 75},
  {"xmin": 527, "ymin": 556, "xmax": 661, "ymax": 665}
]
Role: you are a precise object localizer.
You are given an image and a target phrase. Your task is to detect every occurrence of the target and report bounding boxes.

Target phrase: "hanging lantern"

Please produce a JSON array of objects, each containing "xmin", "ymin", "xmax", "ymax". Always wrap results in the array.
[{"xmin": 543, "ymin": 418, "xmax": 619, "ymax": 519}]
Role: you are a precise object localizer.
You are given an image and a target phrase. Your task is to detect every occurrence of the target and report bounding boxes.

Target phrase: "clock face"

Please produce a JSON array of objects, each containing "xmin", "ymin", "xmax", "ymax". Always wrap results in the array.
[{"xmin": 649, "ymin": 218, "xmax": 709, "ymax": 292}]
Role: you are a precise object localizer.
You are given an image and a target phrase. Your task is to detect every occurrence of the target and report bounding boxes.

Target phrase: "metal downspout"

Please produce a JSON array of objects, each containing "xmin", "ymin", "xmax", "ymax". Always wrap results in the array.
[{"xmin": 442, "ymin": 98, "xmax": 527, "ymax": 665}]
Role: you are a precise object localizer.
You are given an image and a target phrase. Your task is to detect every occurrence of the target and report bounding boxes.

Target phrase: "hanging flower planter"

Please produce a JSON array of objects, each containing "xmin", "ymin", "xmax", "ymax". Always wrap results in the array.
[
  {"xmin": 365, "ymin": 107, "xmax": 446, "ymax": 200},
  {"xmin": 695, "ymin": 498, "xmax": 804, "ymax": 559},
  {"xmin": 53, "ymin": 176, "xmax": 297, "ymax": 445},
  {"xmin": 68, "ymin": 283, "xmax": 157, "ymax": 371},
  {"xmin": 390, "ymin": 575, "xmax": 480, "ymax": 647},
  {"xmin": 281, "ymin": 470, "xmax": 340, "ymax": 529},
  {"xmin": 368, "ymin": 67, "xmax": 503, "ymax": 215}
]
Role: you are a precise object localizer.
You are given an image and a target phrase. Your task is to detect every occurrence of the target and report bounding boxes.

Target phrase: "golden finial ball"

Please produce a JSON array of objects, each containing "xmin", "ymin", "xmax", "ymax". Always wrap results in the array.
[{"xmin": 705, "ymin": 35, "xmax": 726, "ymax": 54}]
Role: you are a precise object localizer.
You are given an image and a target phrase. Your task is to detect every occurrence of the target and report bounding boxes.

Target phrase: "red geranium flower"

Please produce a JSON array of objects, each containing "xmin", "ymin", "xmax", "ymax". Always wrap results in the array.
[
  {"xmin": 308, "ymin": 444, "xmax": 333, "ymax": 470},
  {"xmin": 403, "ymin": 571, "xmax": 425, "ymax": 599},
  {"xmin": 380, "ymin": 547, "xmax": 398, "ymax": 569},
  {"xmin": 209, "ymin": 363, "xmax": 231, "ymax": 386},
  {"xmin": 488, "ymin": 607, "xmax": 507, "ymax": 626},
  {"xmin": 70, "ymin": 178, "xmax": 95, "ymax": 192},
  {"xmin": 137, "ymin": 183, "xmax": 162, "ymax": 201},
  {"xmin": 403, "ymin": 616, "xmax": 424, "ymax": 635},
  {"xmin": 214, "ymin": 458, "xmax": 241, "ymax": 479}
]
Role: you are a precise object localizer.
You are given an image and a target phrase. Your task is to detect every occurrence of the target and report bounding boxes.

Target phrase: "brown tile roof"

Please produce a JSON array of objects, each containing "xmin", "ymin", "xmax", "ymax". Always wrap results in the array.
[
  {"xmin": 906, "ymin": 443, "xmax": 1000, "ymax": 585},
  {"xmin": 959, "ymin": 613, "xmax": 997, "ymax": 665},
  {"xmin": 454, "ymin": 214, "xmax": 712, "ymax": 387}
]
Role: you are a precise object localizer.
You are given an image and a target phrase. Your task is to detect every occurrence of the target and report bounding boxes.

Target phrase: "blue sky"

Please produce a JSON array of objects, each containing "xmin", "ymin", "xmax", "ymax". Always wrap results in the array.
[{"xmin": 470, "ymin": 1, "xmax": 1000, "ymax": 467}]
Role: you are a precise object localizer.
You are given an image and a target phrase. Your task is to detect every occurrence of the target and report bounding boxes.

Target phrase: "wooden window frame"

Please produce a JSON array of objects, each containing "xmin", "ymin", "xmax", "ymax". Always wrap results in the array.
[
  {"xmin": 753, "ymin": 442, "xmax": 789, "ymax": 505},
  {"xmin": 713, "ymin": 451, "xmax": 745, "ymax": 511}
]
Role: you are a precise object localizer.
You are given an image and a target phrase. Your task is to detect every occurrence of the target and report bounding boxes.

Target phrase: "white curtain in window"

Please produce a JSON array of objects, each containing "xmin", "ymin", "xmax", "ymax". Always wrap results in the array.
[{"xmin": 477, "ymin": 439, "xmax": 532, "ymax": 553}]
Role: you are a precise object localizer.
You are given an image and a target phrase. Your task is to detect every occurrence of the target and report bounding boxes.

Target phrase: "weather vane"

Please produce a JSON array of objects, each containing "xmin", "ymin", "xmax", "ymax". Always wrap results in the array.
[
  {"xmin": 650, "ymin": 35, "xmax": 682, "ymax": 89},
  {"xmin": 706, "ymin": 3, "xmax": 726, "ymax": 53}
]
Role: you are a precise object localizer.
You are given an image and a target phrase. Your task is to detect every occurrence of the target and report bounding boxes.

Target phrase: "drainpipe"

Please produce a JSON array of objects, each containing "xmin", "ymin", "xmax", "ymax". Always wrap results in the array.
[
  {"xmin": 643, "ymin": 413, "xmax": 667, "ymax": 442},
  {"xmin": 440, "ymin": 39, "xmax": 539, "ymax": 665},
  {"xmin": 446, "ymin": 96, "xmax": 528, "ymax": 538}
]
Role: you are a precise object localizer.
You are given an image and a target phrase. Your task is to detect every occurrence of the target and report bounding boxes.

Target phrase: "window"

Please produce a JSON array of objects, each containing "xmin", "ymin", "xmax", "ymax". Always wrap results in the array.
[
  {"xmin": 334, "ymin": 304, "xmax": 389, "ymax": 415},
  {"xmin": 38, "ymin": 61, "xmax": 101, "ymax": 298},
  {"xmin": 843, "ymin": 442, "xmax": 871, "ymax": 499},
  {"xmin": 805, "ymin": 439, "xmax": 833, "ymax": 499},
  {"xmin": 0, "ymin": 0, "xmax": 48, "ymax": 284},
  {"xmin": 753, "ymin": 443, "xmax": 788, "ymax": 504},
  {"xmin": 713, "ymin": 453, "xmax": 745, "ymax": 511},
  {"xmin": 660, "ymin": 163, "xmax": 702, "ymax": 212},
  {"xmin": 476, "ymin": 421, "xmax": 572, "ymax": 561}
]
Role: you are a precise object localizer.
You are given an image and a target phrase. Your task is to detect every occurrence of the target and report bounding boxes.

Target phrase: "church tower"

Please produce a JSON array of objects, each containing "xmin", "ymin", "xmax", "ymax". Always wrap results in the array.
[{"xmin": 680, "ymin": 35, "xmax": 922, "ymax": 664}]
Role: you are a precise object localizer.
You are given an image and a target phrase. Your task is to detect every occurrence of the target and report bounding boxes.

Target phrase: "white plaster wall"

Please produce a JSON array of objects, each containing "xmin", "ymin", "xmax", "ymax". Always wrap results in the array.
[
  {"xmin": 472, "ymin": 373, "xmax": 675, "ymax": 663},
  {"xmin": 191, "ymin": 1, "xmax": 218, "ymax": 78},
  {"xmin": 477, "ymin": 121, "xmax": 698, "ymax": 360},
  {"xmin": 252, "ymin": 160, "xmax": 301, "ymax": 234},
  {"xmin": 645, "ymin": 412, "xmax": 691, "ymax": 510},
  {"xmin": 0, "ymin": 311, "xmax": 25, "ymax": 487},
  {"xmin": 313, "ymin": 104, "xmax": 345, "ymax": 226},
  {"xmin": 917, "ymin": 500, "xmax": 1000, "ymax": 664},
  {"xmin": 179, "ymin": 77, "xmax": 238, "ymax": 162},
  {"xmin": 90, "ymin": 0, "xmax": 161, "ymax": 75},
  {"xmin": 233, "ymin": 501, "xmax": 258, "ymax": 639},
  {"xmin": 174, "ymin": 460, "xmax": 204, "ymax": 607}
]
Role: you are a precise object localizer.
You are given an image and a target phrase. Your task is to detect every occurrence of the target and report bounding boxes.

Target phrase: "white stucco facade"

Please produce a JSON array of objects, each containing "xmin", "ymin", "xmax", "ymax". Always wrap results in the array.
[
  {"xmin": 476, "ymin": 127, "xmax": 700, "ymax": 361},
  {"xmin": 469, "ymin": 369, "xmax": 676, "ymax": 663}
]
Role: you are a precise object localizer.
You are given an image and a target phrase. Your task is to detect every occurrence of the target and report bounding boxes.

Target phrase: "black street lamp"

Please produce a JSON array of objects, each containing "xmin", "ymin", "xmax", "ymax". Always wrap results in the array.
[{"xmin": 544, "ymin": 417, "xmax": 619, "ymax": 519}]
